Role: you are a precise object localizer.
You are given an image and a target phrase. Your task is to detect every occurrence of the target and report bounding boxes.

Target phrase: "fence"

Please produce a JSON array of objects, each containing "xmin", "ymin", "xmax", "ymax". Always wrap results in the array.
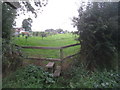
[{"xmin": 16, "ymin": 43, "xmax": 80, "ymax": 62}]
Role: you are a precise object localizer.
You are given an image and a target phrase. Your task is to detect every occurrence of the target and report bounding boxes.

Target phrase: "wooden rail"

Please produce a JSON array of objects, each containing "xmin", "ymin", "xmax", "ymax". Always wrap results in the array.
[
  {"xmin": 61, "ymin": 43, "xmax": 80, "ymax": 49},
  {"xmin": 63, "ymin": 52, "xmax": 80, "ymax": 60},
  {"xmin": 20, "ymin": 43, "xmax": 80, "ymax": 50},
  {"xmin": 26, "ymin": 57, "xmax": 61, "ymax": 62},
  {"xmin": 16, "ymin": 43, "xmax": 80, "ymax": 61},
  {"xmin": 21, "ymin": 46, "xmax": 61, "ymax": 49}
]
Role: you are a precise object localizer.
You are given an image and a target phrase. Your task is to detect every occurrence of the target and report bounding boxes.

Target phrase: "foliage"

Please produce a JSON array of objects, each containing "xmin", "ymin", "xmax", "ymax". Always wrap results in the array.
[
  {"xmin": 73, "ymin": 2, "xmax": 119, "ymax": 70},
  {"xmin": 41, "ymin": 32, "xmax": 47, "ymax": 39},
  {"xmin": 18, "ymin": 0, "xmax": 48, "ymax": 18},
  {"xmin": 3, "ymin": 65, "xmax": 55, "ymax": 88},
  {"xmin": 2, "ymin": 3, "xmax": 23, "ymax": 76},
  {"xmin": 22, "ymin": 18, "xmax": 33, "ymax": 31},
  {"xmin": 3, "ymin": 60, "xmax": 120, "ymax": 88},
  {"xmin": 56, "ymin": 28, "xmax": 64, "ymax": 33},
  {"xmin": 2, "ymin": 39, "xmax": 23, "ymax": 76},
  {"xmin": 2, "ymin": 2, "xmax": 16, "ymax": 41},
  {"xmin": 3, "ymin": 64, "xmax": 71, "ymax": 88},
  {"xmin": 2, "ymin": 0, "xmax": 48, "ymax": 40},
  {"xmin": 69, "ymin": 66, "xmax": 120, "ymax": 88},
  {"xmin": 2, "ymin": 0, "xmax": 48, "ymax": 76},
  {"xmin": 65, "ymin": 57, "xmax": 120, "ymax": 88}
]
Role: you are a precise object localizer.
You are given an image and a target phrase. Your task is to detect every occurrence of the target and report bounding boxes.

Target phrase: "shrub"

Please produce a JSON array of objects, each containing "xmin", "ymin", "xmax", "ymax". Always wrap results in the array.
[
  {"xmin": 2, "ymin": 39, "xmax": 23, "ymax": 76},
  {"xmin": 73, "ymin": 2, "xmax": 119, "ymax": 70},
  {"xmin": 3, "ymin": 65, "xmax": 55, "ymax": 88},
  {"xmin": 69, "ymin": 66, "xmax": 120, "ymax": 88}
]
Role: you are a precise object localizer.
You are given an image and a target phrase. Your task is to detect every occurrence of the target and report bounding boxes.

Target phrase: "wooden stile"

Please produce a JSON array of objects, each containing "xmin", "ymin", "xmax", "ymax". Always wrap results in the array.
[
  {"xmin": 46, "ymin": 62, "xmax": 55, "ymax": 73},
  {"xmin": 46, "ymin": 62, "xmax": 55, "ymax": 68},
  {"xmin": 26, "ymin": 57, "xmax": 61, "ymax": 62},
  {"xmin": 53, "ymin": 66, "xmax": 61, "ymax": 77},
  {"xmin": 21, "ymin": 46, "xmax": 61, "ymax": 50},
  {"xmin": 61, "ymin": 43, "xmax": 80, "ymax": 49},
  {"xmin": 15, "ymin": 43, "xmax": 80, "ymax": 77}
]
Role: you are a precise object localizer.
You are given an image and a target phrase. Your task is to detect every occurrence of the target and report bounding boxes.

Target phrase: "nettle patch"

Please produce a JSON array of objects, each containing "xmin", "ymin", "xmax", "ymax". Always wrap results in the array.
[
  {"xmin": 69, "ymin": 67, "xmax": 120, "ymax": 88},
  {"xmin": 3, "ymin": 65, "xmax": 55, "ymax": 88}
]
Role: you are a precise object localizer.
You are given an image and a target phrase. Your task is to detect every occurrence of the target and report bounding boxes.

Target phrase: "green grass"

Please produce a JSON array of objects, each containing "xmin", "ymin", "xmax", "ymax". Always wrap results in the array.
[{"xmin": 13, "ymin": 33, "xmax": 80, "ymax": 58}]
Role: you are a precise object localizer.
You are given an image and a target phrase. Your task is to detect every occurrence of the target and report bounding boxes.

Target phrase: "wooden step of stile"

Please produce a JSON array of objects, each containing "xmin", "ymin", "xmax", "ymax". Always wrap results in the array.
[
  {"xmin": 53, "ymin": 66, "xmax": 61, "ymax": 77},
  {"xmin": 46, "ymin": 62, "xmax": 55, "ymax": 68},
  {"xmin": 46, "ymin": 62, "xmax": 55, "ymax": 73}
]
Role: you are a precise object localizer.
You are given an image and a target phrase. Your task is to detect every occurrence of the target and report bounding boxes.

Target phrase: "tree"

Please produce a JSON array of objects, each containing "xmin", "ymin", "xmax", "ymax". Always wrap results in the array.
[
  {"xmin": 56, "ymin": 28, "xmax": 64, "ymax": 34},
  {"xmin": 2, "ymin": 2, "xmax": 16, "ymax": 41},
  {"xmin": 41, "ymin": 32, "xmax": 47, "ymax": 39},
  {"xmin": 2, "ymin": 0, "xmax": 48, "ymax": 41},
  {"xmin": 2, "ymin": 1, "xmax": 49, "ymax": 76},
  {"xmin": 2, "ymin": 2, "xmax": 22, "ymax": 76},
  {"xmin": 22, "ymin": 18, "xmax": 33, "ymax": 32},
  {"xmin": 73, "ymin": 2, "xmax": 119, "ymax": 71}
]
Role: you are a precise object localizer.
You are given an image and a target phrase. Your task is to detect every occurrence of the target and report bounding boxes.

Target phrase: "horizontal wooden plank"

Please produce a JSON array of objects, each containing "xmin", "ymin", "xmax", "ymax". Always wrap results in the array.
[
  {"xmin": 21, "ymin": 46, "xmax": 61, "ymax": 49},
  {"xmin": 26, "ymin": 57, "xmax": 61, "ymax": 62},
  {"xmin": 61, "ymin": 43, "xmax": 80, "ymax": 49},
  {"xmin": 63, "ymin": 52, "xmax": 80, "ymax": 60},
  {"xmin": 46, "ymin": 62, "xmax": 55, "ymax": 68},
  {"xmin": 15, "ymin": 43, "xmax": 80, "ymax": 50}
]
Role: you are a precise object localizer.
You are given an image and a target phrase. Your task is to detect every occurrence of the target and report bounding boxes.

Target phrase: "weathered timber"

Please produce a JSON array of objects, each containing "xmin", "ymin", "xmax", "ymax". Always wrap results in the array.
[
  {"xmin": 60, "ymin": 49, "xmax": 63, "ymax": 60},
  {"xmin": 63, "ymin": 52, "xmax": 80, "ymax": 60},
  {"xmin": 61, "ymin": 43, "xmax": 80, "ymax": 49},
  {"xmin": 16, "ymin": 43, "xmax": 80, "ymax": 63},
  {"xmin": 46, "ymin": 62, "xmax": 55, "ymax": 73},
  {"xmin": 21, "ymin": 46, "xmax": 61, "ymax": 49},
  {"xmin": 46, "ymin": 62, "xmax": 55, "ymax": 68},
  {"xmin": 17, "ymin": 43, "xmax": 80, "ymax": 50},
  {"xmin": 60, "ymin": 49, "xmax": 63, "ymax": 70},
  {"xmin": 53, "ymin": 66, "xmax": 61, "ymax": 77},
  {"xmin": 26, "ymin": 57, "xmax": 61, "ymax": 62}
]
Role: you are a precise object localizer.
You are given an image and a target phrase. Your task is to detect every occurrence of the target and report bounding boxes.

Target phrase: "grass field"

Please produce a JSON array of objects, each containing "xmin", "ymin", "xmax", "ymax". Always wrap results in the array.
[{"xmin": 13, "ymin": 33, "xmax": 80, "ymax": 59}]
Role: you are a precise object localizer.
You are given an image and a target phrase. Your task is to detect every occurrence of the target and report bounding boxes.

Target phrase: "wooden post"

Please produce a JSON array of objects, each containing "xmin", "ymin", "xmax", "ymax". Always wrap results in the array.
[{"xmin": 60, "ymin": 48, "xmax": 63, "ymax": 71}]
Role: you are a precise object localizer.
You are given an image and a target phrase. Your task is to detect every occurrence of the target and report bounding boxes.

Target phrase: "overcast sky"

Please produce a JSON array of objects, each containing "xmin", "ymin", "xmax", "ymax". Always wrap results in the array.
[{"xmin": 15, "ymin": 0, "xmax": 85, "ymax": 31}]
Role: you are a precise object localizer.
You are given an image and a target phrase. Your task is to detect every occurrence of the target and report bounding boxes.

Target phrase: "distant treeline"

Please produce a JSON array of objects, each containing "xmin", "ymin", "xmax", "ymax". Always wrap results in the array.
[{"xmin": 31, "ymin": 29, "xmax": 70, "ymax": 37}]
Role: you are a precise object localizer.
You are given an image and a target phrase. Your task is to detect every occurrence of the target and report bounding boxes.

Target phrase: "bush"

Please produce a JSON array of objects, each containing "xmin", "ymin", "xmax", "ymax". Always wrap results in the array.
[
  {"xmin": 3, "ymin": 65, "xmax": 55, "ymax": 88},
  {"xmin": 2, "ymin": 39, "xmax": 23, "ymax": 76},
  {"xmin": 73, "ymin": 2, "xmax": 119, "ymax": 70},
  {"xmin": 69, "ymin": 66, "xmax": 120, "ymax": 88}
]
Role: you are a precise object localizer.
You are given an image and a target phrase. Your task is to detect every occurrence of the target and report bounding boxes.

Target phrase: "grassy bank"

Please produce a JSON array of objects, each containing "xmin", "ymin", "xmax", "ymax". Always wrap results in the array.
[{"xmin": 13, "ymin": 33, "xmax": 80, "ymax": 58}]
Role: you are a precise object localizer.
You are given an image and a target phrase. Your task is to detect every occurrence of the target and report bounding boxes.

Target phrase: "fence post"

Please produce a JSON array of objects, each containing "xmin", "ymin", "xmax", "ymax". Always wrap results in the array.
[{"xmin": 60, "ymin": 48, "xmax": 63, "ymax": 71}]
